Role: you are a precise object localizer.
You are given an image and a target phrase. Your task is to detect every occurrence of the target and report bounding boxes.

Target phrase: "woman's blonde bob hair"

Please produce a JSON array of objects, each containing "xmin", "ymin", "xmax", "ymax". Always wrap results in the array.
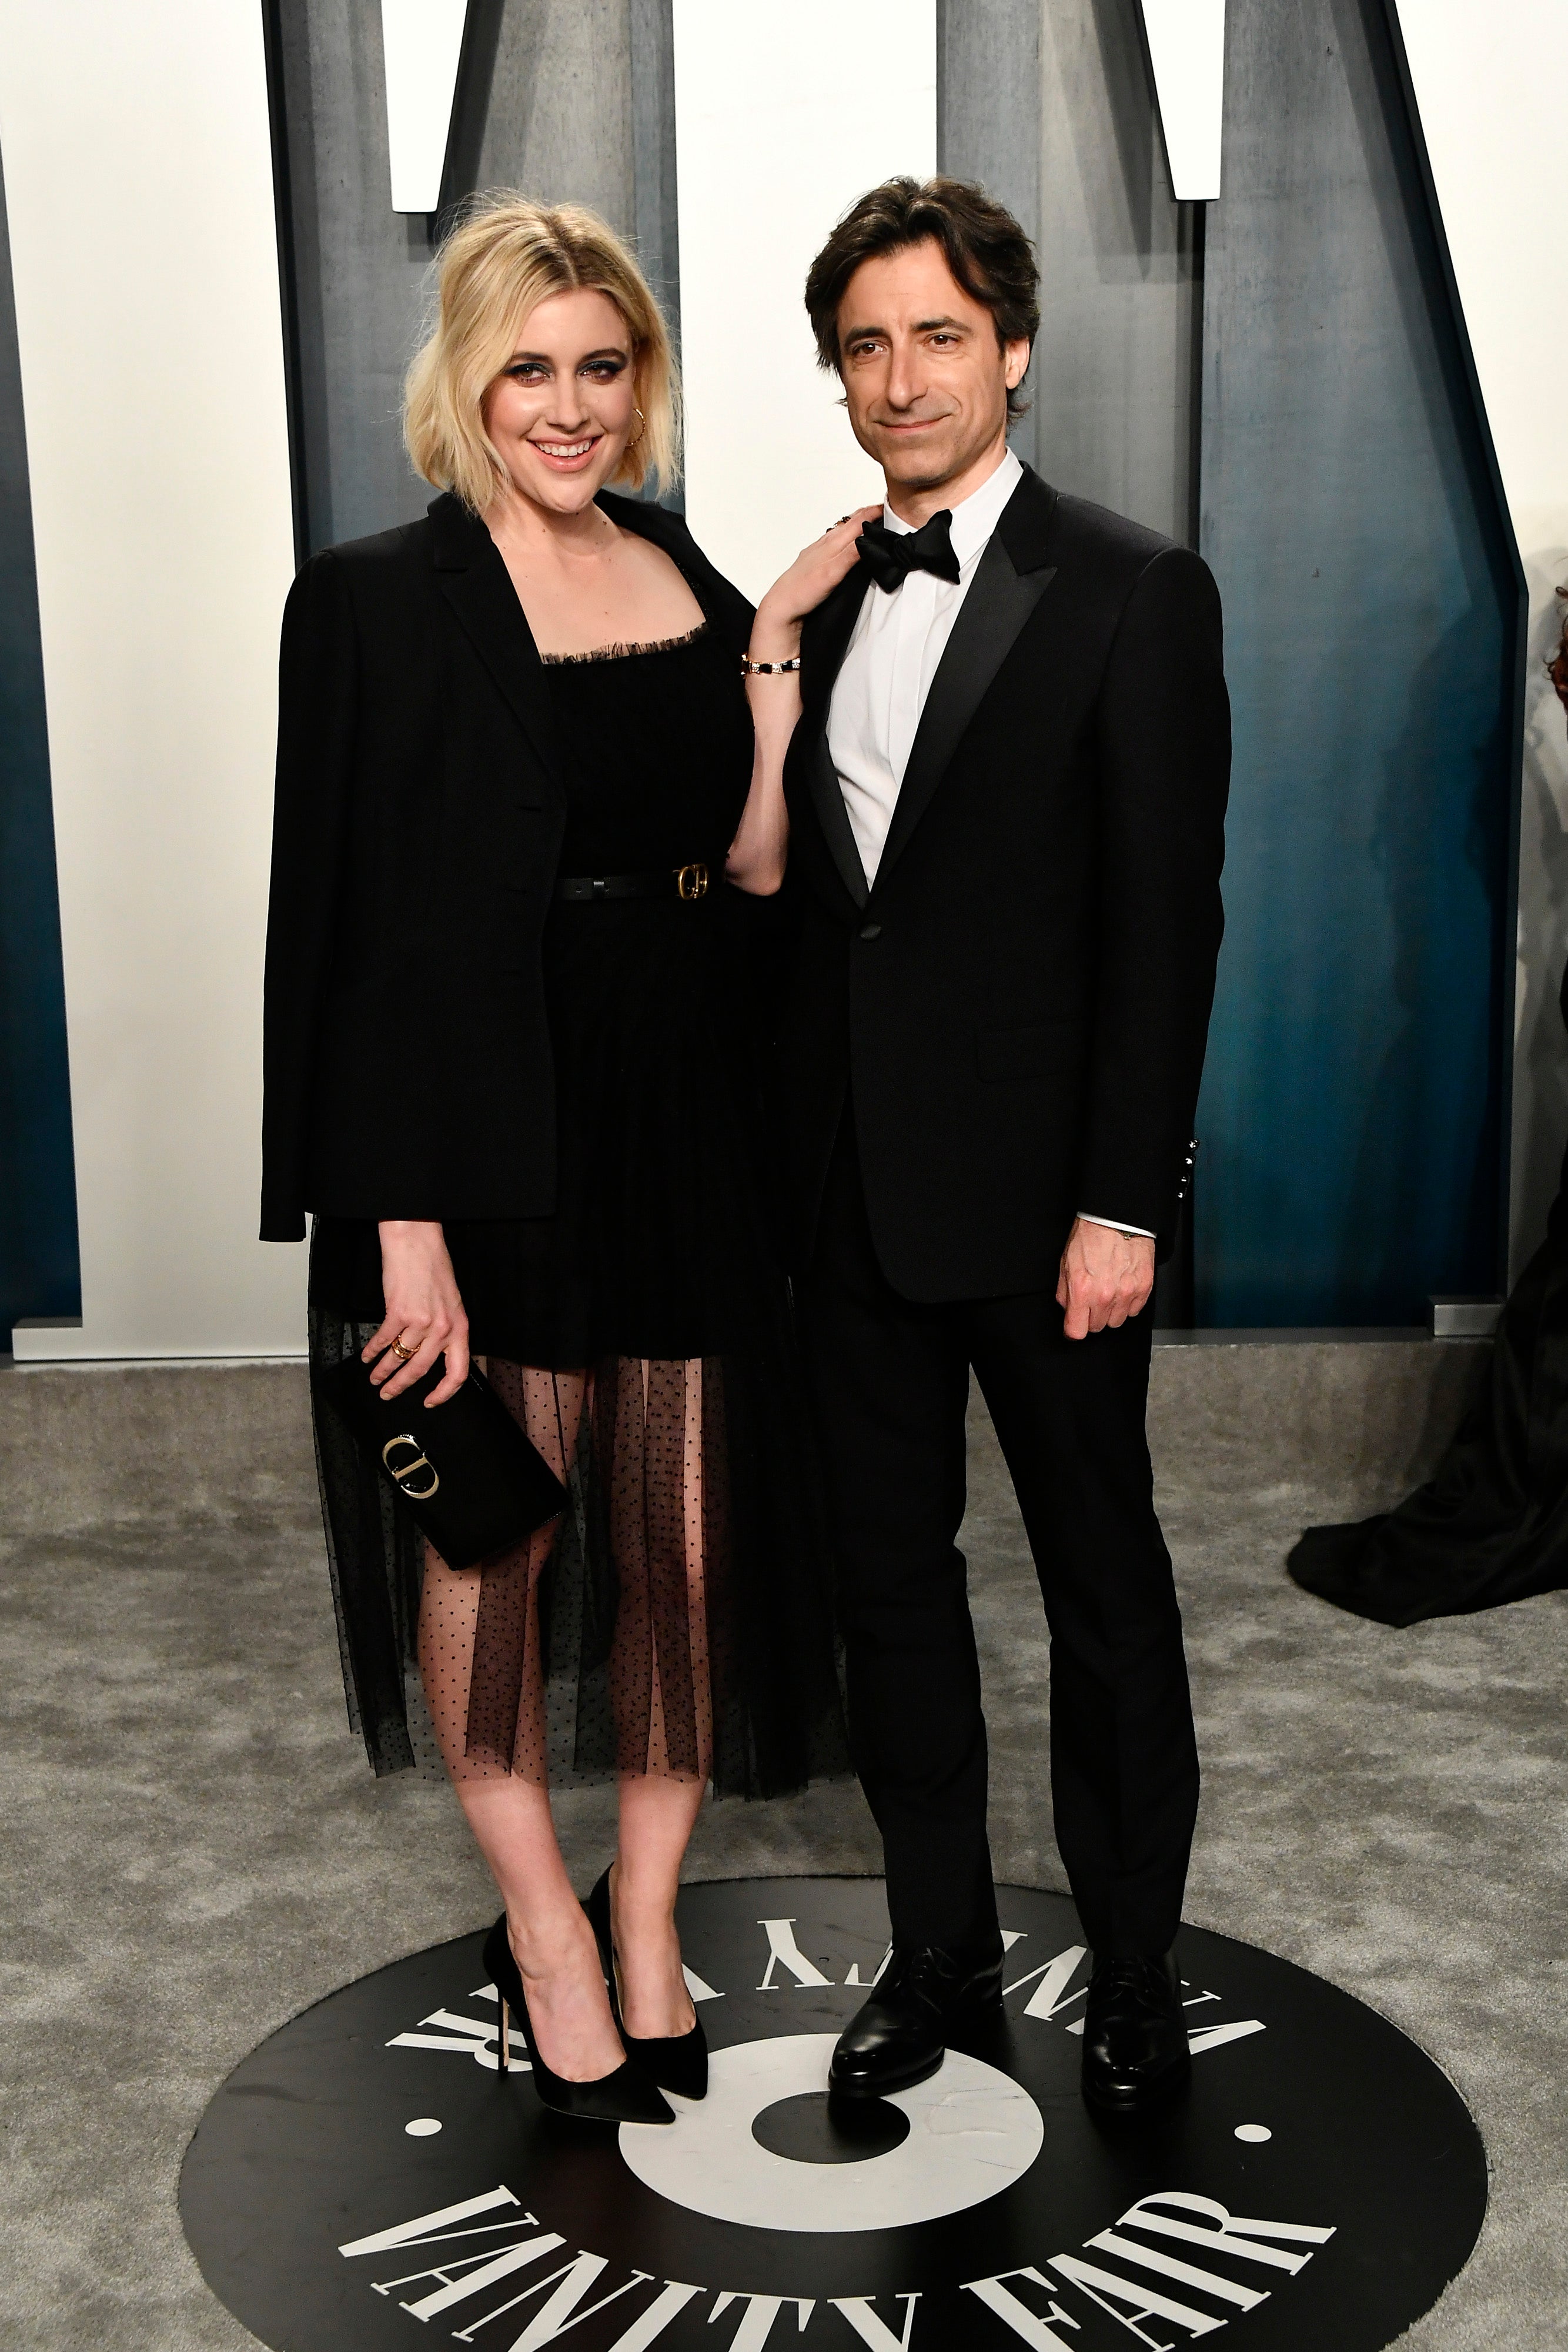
[{"xmin": 404, "ymin": 192, "xmax": 680, "ymax": 512}]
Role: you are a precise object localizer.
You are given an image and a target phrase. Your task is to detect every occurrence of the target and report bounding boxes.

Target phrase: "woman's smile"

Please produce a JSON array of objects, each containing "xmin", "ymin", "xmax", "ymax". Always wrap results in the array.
[{"xmin": 528, "ymin": 433, "xmax": 603, "ymax": 470}]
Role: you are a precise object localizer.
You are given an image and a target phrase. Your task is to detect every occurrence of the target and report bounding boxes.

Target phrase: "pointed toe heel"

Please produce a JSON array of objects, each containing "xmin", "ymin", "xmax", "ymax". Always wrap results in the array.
[
  {"xmin": 639, "ymin": 2010, "xmax": 708, "ymax": 2102},
  {"xmin": 482, "ymin": 1916, "xmax": 674, "ymax": 2126},
  {"xmin": 587, "ymin": 1869, "xmax": 709, "ymax": 2101}
]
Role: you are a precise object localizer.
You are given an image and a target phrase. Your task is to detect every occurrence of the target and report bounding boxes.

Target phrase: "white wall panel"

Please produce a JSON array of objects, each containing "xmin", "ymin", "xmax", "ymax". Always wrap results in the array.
[
  {"xmin": 380, "ymin": 0, "xmax": 468, "ymax": 212},
  {"xmin": 1392, "ymin": 2, "xmax": 1568, "ymax": 1271},
  {"xmin": 1139, "ymin": 0, "xmax": 1225, "ymax": 201},
  {"xmin": 673, "ymin": 0, "xmax": 936, "ymax": 604},
  {"xmin": 0, "ymin": 0, "xmax": 304, "ymax": 1357}
]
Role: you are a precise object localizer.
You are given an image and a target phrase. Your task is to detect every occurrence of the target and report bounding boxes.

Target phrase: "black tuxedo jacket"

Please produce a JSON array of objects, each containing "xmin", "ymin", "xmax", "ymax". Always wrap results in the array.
[
  {"xmin": 777, "ymin": 463, "xmax": 1229, "ymax": 1301},
  {"xmin": 260, "ymin": 490, "xmax": 752, "ymax": 1242}
]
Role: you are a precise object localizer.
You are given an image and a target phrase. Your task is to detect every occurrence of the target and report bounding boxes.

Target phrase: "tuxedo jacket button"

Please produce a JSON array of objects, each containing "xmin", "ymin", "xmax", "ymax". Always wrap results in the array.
[{"xmin": 859, "ymin": 921, "xmax": 882, "ymax": 940}]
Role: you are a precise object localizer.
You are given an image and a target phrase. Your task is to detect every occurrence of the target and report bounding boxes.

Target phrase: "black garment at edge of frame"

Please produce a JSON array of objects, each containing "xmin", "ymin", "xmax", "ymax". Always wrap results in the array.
[
  {"xmin": 1290, "ymin": 961, "xmax": 1568, "ymax": 1627},
  {"xmin": 798, "ymin": 1111, "xmax": 1201, "ymax": 1959}
]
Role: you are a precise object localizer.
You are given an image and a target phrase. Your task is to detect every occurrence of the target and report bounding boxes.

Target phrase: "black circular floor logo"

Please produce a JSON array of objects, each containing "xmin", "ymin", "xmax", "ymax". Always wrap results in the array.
[{"xmin": 180, "ymin": 1878, "xmax": 1485, "ymax": 2352}]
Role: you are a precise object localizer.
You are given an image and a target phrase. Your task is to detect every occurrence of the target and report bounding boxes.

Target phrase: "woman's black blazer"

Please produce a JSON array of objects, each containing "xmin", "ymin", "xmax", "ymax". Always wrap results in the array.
[{"xmin": 260, "ymin": 490, "xmax": 753, "ymax": 1242}]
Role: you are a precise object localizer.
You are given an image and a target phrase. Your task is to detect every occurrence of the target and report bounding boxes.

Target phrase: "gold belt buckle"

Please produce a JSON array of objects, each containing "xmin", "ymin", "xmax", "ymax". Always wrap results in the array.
[{"xmin": 675, "ymin": 861, "xmax": 708, "ymax": 901}]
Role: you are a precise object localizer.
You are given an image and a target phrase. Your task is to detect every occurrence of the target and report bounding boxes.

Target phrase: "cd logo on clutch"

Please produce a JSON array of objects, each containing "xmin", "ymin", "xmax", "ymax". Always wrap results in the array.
[{"xmin": 381, "ymin": 1433, "xmax": 439, "ymax": 1498}]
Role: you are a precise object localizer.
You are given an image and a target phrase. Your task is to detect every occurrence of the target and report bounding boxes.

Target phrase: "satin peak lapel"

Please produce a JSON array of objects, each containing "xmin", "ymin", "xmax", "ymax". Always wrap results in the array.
[
  {"xmin": 436, "ymin": 540, "xmax": 564, "ymax": 797},
  {"xmin": 803, "ymin": 569, "xmax": 872, "ymax": 910},
  {"xmin": 810, "ymin": 736, "xmax": 870, "ymax": 910},
  {"xmin": 877, "ymin": 532, "xmax": 1057, "ymax": 884}
]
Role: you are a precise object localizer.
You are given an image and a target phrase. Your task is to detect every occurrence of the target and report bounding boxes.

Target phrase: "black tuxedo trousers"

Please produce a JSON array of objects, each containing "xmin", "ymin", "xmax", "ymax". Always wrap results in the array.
[{"xmin": 800, "ymin": 1111, "xmax": 1200, "ymax": 1958}]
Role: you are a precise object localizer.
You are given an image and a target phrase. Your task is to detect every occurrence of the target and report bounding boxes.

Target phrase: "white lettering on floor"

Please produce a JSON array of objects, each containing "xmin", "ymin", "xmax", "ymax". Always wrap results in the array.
[
  {"xmin": 1002, "ymin": 1943, "xmax": 1089, "ymax": 2022},
  {"xmin": 339, "ymin": 2189, "xmax": 567, "ymax": 2324},
  {"xmin": 756, "ymin": 1919, "xmax": 834, "ymax": 1990},
  {"xmin": 340, "ymin": 2192, "xmax": 716, "ymax": 2350},
  {"xmin": 1047, "ymin": 2252, "xmax": 1226, "ymax": 2344},
  {"xmin": 1183, "ymin": 2022, "xmax": 1267, "ymax": 2057},
  {"xmin": 708, "ymin": 2291, "xmax": 815, "ymax": 2349},
  {"xmin": 340, "ymin": 2176, "xmax": 1338, "ymax": 2347},
  {"xmin": 999, "ymin": 1942, "xmax": 1266, "ymax": 2054},
  {"xmin": 962, "ymin": 2267, "xmax": 1085, "ymax": 2349},
  {"xmin": 386, "ymin": 1983, "xmax": 529, "ymax": 2069},
  {"xmin": 963, "ymin": 2190, "xmax": 1336, "ymax": 2348},
  {"xmin": 338, "ymin": 2181, "xmax": 523, "ymax": 2255},
  {"xmin": 1078, "ymin": 2234, "xmax": 1267, "ymax": 2316},
  {"xmin": 486, "ymin": 2249, "xmax": 650, "ymax": 2348},
  {"xmin": 453, "ymin": 2253, "xmax": 700, "ymax": 2352},
  {"xmin": 596, "ymin": 2280, "xmax": 705, "ymax": 2351},
  {"xmin": 1115, "ymin": 2191, "xmax": 1335, "ymax": 2271},
  {"xmin": 828, "ymin": 2292, "xmax": 922, "ymax": 2349}
]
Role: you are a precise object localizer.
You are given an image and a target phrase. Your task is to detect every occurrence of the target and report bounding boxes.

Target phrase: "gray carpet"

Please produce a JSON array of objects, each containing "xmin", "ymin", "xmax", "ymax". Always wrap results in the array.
[{"xmin": 1, "ymin": 1343, "xmax": 1563, "ymax": 2349}]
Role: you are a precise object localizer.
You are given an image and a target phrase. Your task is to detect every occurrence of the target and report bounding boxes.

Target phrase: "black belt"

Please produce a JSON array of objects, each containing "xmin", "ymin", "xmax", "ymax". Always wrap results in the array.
[{"xmin": 554, "ymin": 862, "xmax": 711, "ymax": 903}]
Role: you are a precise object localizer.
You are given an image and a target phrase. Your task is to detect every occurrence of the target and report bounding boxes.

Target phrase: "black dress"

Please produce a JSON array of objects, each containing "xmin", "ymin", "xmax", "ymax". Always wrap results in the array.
[
  {"xmin": 307, "ymin": 623, "xmax": 847, "ymax": 1793},
  {"xmin": 1288, "ymin": 958, "xmax": 1568, "ymax": 1626}
]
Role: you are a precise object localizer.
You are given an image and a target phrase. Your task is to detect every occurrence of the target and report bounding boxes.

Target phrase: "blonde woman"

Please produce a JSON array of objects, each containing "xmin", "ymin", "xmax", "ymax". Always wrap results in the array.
[{"xmin": 261, "ymin": 196, "xmax": 857, "ymax": 2123}]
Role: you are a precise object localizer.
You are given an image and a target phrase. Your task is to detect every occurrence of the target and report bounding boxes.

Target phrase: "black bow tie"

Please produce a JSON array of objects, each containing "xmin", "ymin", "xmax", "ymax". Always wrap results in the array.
[{"xmin": 856, "ymin": 509, "xmax": 961, "ymax": 593}]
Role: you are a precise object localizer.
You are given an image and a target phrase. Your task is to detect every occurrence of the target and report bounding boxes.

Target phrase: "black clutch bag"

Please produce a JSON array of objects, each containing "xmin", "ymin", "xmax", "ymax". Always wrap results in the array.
[{"xmin": 315, "ymin": 1354, "xmax": 569, "ymax": 1570}]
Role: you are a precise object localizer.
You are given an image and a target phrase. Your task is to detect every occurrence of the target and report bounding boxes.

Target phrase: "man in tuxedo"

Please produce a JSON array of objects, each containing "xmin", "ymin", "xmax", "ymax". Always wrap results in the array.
[{"xmin": 778, "ymin": 178, "xmax": 1229, "ymax": 2111}]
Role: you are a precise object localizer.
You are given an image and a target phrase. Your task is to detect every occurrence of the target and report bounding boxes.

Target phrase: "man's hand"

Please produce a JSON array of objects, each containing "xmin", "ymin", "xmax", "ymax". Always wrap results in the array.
[{"xmin": 1055, "ymin": 1218, "xmax": 1156, "ymax": 1340}]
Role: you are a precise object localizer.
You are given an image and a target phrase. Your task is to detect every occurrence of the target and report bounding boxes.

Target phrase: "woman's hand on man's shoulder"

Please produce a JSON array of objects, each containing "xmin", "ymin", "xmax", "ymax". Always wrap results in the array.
[{"xmin": 751, "ymin": 505, "xmax": 881, "ymax": 659}]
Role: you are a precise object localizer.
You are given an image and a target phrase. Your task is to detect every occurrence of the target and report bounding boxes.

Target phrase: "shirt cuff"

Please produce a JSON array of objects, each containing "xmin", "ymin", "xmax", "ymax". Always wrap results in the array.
[{"xmin": 1077, "ymin": 1212, "xmax": 1156, "ymax": 1238}]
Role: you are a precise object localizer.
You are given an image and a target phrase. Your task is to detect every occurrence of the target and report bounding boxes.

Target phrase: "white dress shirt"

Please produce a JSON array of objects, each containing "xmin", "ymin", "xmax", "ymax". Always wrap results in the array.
[
  {"xmin": 826, "ymin": 445, "xmax": 1151, "ymax": 1241},
  {"xmin": 828, "ymin": 446, "xmax": 1022, "ymax": 887}
]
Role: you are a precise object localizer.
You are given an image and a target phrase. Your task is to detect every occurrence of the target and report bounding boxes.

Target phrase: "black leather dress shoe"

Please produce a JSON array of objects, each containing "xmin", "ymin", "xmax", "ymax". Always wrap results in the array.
[
  {"xmin": 828, "ymin": 1936, "xmax": 1005, "ymax": 2099},
  {"xmin": 1081, "ymin": 1950, "xmax": 1191, "ymax": 2113}
]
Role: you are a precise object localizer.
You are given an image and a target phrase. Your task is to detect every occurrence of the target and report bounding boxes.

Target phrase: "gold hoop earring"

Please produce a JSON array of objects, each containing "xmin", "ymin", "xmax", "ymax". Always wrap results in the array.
[{"xmin": 628, "ymin": 404, "xmax": 646, "ymax": 451}]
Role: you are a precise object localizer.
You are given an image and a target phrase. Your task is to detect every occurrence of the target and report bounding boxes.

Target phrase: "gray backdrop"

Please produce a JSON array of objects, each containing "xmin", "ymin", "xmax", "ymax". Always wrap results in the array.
[
  {"xmin": 272, "ymin": 0, "xmax": 1198, "ymax": 557},
  {"xmin": 269, "ymin": 0, "xmax": 679, "ymax": 553}
]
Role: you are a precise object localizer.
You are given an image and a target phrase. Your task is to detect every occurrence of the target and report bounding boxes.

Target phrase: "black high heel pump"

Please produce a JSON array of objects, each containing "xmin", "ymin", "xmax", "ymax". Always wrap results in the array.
[
  {"xmin": 586, "ymin": 1867, "xmax": 708, "ymax": 2100},
  {"xmin": 482, "ymin": 1915, "xmax": 674, "ymax": 2126}
]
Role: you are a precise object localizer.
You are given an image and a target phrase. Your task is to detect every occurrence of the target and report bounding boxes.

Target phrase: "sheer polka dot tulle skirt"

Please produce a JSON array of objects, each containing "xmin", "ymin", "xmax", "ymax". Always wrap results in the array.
[
  {"xmin": 309, "ymin": 1308, "xmax": 848, "ymax": 1798},
  {"xmin": 418, "ymin": 1355, "xmax": 720, "ymax": 1785}
]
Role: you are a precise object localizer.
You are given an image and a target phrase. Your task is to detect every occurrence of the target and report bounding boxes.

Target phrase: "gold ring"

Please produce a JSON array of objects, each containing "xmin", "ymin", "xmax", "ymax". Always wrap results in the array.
[{"xmin": 390, "ymin": 1335, "xmax": 417, "ymax": 1363}]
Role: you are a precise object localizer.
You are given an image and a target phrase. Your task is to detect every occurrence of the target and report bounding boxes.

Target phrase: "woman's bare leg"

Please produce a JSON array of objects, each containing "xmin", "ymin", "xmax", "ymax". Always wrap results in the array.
[
  {"xmin": 612, "ymin": 1775, "xmax": 704, "ymax": 2037},
  {"xmin": 452, "ymin": 1774, "xmax": 623, "ymax": 2079},
  {"xmin": 417, "ymin": 1368, "xmax": 623, "ymax": 2082},
  {"xmin": 611, "ymin": 1357, "xmax": 712, "ymax": 2039}
]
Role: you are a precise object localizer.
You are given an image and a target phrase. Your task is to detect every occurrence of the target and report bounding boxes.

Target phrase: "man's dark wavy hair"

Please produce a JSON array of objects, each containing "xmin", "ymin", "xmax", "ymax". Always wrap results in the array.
[{"xmin": 804, "ymin": 175, "xmax": 1041, "ymax": 420}]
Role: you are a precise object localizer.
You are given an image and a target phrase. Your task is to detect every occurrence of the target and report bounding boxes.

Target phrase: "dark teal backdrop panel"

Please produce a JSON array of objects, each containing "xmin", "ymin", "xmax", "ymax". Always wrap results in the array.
[
  {"xmin": 1195, "ymin": 0, "xmax": 1517, "ymax": 1327},
  {"xmin": 0, "ymin": 154, "xmax": 78, "ymax": 1347}
]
